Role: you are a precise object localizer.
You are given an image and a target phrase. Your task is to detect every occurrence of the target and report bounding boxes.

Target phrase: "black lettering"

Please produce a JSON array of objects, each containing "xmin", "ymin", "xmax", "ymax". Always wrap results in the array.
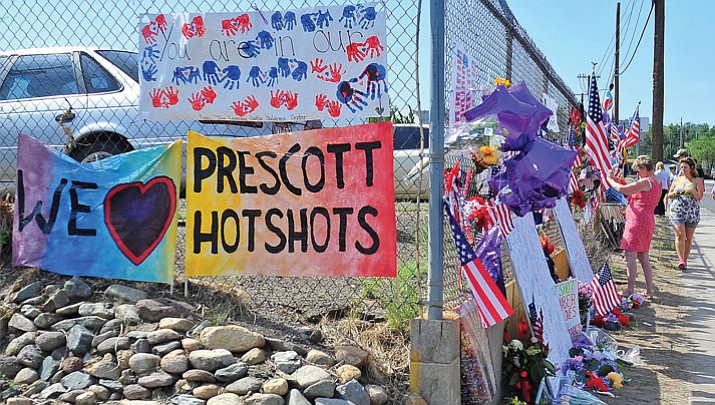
[
  {"xmin": 193, "ymin": 147, "xmax": 216, "ymax": 193},
  {"xmin": 236, "ymin": 150, "xmax": 258, "ymax": 194},
  {"xmin": 356, "ymin": 205, "xmax": 379, "ymax": 254},
  {"xmin": 356, "ymin": 141, "xmax": 381, "ymax": 187},
  {"xmin": 347, "ymin": 30, "xmax": 365, "ymax": 47},
  {"xmin": 302, "ymin": 146, "xmax": 325, "ymax": 193},
  {"xmin": 287, "ymin": 208, "xmax": 308, "ymax": 253},
  {"xmin": 332, "ymin": 207, "xmax": 354, "ymax": 252},
  {"xmin": 209, "ymin": 39, "xmax": 230, "ymax": 61},
  {"xmin": 68, "ymin": 180, "xmax": 98, "ymax": 236},
  {"xmin": 220, "ymin": 210, "xmax": 240, "ymax": 253},
  {"xmin": 265, "ymin": 208, "xmax": 286, "ymax": 253},
  {"xmin": 327, "ymin": 143, "xmax": 350, "ymax": 188},
  {"xmin": 237, "ymin": 41, "xmax": 253, "ymax": 58},
  {"xmin": 34, "ymin": 178, "xmax": 68, "ymax": 234},
  {"xmin": 193, "ymin": 210, "xmax": 218, "ymax": 254},
  {"xmin": 256, "ymin": 151, "xmax": 280, "ymax": 195},
  {"xmin": 216, "ymin": 147, "xmax": 238, "ymax": 193},
  {"xmin": 242, "ymin": 209, "xmax": 262, "ymax": 252},
  {"xmin": 279, "ymin": 143, "xmax": 302, "ymax": 196},
  {"xmin": 313, "ymin": 30, "xmax": 329, "ymax": 53},
  {"xmin": 310, "ymin": 207, "xmax": 330, "ymax": 253},
  {"xmin": 278, "ymin": 36, "xmax": 295, "ymax": 57},
  {"xmin": 16, "ymin": 170, "xmax": 42, "ymax": 231}
]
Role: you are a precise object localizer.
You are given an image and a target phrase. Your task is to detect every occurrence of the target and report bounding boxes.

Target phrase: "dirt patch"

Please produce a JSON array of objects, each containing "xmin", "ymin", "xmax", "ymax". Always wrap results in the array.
[{"xmin": 601, "ymin": 216, "xmax": 690, "ymax": 404}]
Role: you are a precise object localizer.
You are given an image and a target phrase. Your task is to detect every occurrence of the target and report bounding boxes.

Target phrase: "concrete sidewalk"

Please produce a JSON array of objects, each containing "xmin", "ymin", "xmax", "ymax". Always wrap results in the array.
[{"xmin": 680, "ymin": 180, "xmax": 715, "ymax": 404}]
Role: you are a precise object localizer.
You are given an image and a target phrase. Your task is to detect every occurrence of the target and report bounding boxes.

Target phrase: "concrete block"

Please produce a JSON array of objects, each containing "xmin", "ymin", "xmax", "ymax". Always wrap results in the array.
[
  {"xmin": 409, "ymin": 317, "xmax": 460, "ymax": 364},
  {"xmin": 410, "ymin": 317, "xmax": 460, "ymax": 405},
  {"xmin": 410, "ymin": 359, "xmax": 461, "ymax": 405}
]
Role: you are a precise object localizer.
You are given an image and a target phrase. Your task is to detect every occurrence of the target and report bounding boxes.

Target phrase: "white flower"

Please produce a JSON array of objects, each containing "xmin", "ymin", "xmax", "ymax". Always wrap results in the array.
[{"xmin": 509, "ymin": 339, "xmax": 524, "ymax": 351}]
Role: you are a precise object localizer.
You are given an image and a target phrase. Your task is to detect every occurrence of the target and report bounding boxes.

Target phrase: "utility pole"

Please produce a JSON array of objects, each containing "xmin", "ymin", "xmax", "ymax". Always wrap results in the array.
[
  {"xmin": 652, "ymin": 0, "xmax": 665, "ymax": 162},
  {"xmin": 614, "ymin": 2, "xmax": 620, "ymax": 123}
]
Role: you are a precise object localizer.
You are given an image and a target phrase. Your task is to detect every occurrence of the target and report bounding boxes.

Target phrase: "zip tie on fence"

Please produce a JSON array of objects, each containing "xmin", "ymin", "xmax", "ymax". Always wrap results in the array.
[{"xmin": 251, "ymin": 4, "xmax": 268, "ymax": 24}]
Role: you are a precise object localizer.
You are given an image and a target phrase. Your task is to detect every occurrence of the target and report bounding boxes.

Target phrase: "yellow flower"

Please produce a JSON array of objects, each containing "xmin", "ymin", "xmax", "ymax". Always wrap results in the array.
[
  {"xmin": 480, "ymin": 145, "xmax": 497, "ymax": 164},
  {"xmin": 495, "ymin": 77, "xmax": 511, "ymax": 87},
  {"xmin": 606, "ymin": 372, "xmax": 623, "ymax": 389}
]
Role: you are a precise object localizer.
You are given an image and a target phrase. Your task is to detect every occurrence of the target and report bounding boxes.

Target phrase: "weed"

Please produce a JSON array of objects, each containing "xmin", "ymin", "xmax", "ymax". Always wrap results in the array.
[{"xmin": 359, "ymin": 260, "xmax": 425, "ymax": 334}]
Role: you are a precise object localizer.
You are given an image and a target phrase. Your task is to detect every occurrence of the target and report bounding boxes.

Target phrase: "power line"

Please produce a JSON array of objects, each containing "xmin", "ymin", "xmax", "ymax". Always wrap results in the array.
[{"xmin": 620, "ymin": 1, "xmax": 654, "ymax": 75}]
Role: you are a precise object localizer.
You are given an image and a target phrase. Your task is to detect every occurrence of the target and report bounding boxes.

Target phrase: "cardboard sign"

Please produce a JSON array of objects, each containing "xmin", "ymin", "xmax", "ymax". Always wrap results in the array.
[
  {"xmin": 553, "ymin": 198, "xmax": 594, "ymax": 282},
  {"xmin": 185, "ymin": 122, "xmax": 397, "ymax": 277},
  {"xmin": 139, "ymin": 4, "xmax": 387, "ymax": 121},
  {"xmin": 506, "ymin": 213, "xmax": 572, "ymax": 366},
  {"xmin": 555, "ymin": 279, "xmax": 582, "ymax": 339},
  {"xmin": 13, "ymin": 135, "xmax": 181, "ymax": 283}
]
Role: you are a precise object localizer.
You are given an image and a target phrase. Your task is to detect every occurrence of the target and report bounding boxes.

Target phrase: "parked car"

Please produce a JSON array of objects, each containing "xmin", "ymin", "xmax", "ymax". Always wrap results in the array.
[
  {"xmin": 393, "ymin": 124, "xmax": 430, "ymax": 200},
  {"xmin": 0, "ymin": 46, "xmax": 309, "ymax": 193}
]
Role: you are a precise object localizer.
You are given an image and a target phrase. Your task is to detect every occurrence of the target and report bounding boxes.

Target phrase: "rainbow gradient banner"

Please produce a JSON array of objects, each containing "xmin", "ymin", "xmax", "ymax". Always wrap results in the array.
[
  {"xmin": 186, "ymin": 122, "xmax": 397, "ymax": 277},
  {"xmin": 13, "ymin": 135, "xmax": 181, "ymax": 283}
]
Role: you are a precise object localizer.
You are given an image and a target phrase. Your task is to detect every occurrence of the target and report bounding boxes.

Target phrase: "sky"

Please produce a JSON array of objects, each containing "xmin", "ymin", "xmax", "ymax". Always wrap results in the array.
[{"xmin": 505, "ymin": 0, "xmax": 715, "ymax": 126}]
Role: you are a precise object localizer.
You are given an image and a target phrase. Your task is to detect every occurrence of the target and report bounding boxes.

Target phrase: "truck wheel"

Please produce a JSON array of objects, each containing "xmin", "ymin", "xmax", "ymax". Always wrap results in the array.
[{"xmin": 69, "ymin": 138, "xmax": 134, "ymax": 163}]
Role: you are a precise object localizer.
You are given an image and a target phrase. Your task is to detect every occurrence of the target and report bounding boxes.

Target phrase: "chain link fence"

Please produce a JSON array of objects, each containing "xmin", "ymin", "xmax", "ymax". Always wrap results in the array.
[{"xmin": 1, "ymin": 0, "xmax": 578, "ymax": 371}]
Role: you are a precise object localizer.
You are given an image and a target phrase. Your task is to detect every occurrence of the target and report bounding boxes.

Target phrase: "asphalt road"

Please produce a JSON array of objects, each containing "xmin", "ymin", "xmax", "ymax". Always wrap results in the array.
[{"xmin": 681, "ymin": 179, "xmax": 715, "ymax": 404}]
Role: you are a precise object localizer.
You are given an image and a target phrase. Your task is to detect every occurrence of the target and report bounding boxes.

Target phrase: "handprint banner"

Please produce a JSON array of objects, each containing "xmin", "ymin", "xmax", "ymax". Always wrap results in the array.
[
  {"xmin": 185, "ymin": 122, "xmax": 397, "ymax": 278},
  {"xmin": 13, "ymin": 135, "xmax": 181, "ymax": 284},
  {"xmin": 139, "ymin": 4, "xmax": 388, "ymax": 121},
  {"xmin": 449, "ymin": 44, "xmax": 479, "ymax": 126}
]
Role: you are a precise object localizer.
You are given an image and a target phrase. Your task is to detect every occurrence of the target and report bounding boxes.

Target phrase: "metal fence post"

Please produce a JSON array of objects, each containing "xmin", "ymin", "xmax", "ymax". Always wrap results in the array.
[{"xmin": 427, "ymin": 0, "xmax": 446, "ymax": 321}]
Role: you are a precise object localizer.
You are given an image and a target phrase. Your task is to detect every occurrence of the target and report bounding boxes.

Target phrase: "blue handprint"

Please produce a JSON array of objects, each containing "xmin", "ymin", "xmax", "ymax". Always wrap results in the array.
[
  {"xmin": 246, "ymin": 66, "xmax": 264, "ymax": 87},
  {"xmin": 142, "ymin": 44, "xmax": 160, "ymax": 64},
  {"xmin": 337, "ymin": 81, "xmax": 368, "ymax": 113},
  {"xmin": 271, "ymin": 11, "xmax": 283, "ymax": 30},
  {"xmin": 141, "ymin": 63, "xmax": 158, "ymax": 82},
  {"xmin": 316, "ymin": 10, "xmax": 333, "ymax": 28},
  {"xmin": 358, "ymin": 6, "xmax": 376, "ymax": 29},
  {"xmin": 171, "ymin": 66, "xmax": 200, "ymax": 85},
  {"xmin": 277, "ymin": 57, "xmax": 291, "ymax": 77},
  {"xmin": 284, "ymin": 11, "xmax": 296, "ymax": 30},
  {"xmin": 266, "ymin": 67, "xmax": 278, "ymax": 87},
  {"xmin": 242, "ymin": 40, "xmax": 262, "ymax": 58},
  {"xmin": 300, "ymin": 13, "xmax": 317, "ymax": 32},
  {"xmin": 351, "ymin": 63, "xmax": 388, "ymax": 100},
  {"xmin": 256, "ymin": 30, "xmax": 274, "ymax": 50},
  {"xmin": 202, "ymin": 60, "xmax": 221, "ymax": 85},
  {"xmin": 291, "ymin": 59, "xmax": 308, "ymax": 81},
  {"xmin": 339, "ymin": 6, "xmax": 357, "ymax": 29},
  {"xmin": 220, "ymin": 65, "xmax": 241, "ymax": 90}
]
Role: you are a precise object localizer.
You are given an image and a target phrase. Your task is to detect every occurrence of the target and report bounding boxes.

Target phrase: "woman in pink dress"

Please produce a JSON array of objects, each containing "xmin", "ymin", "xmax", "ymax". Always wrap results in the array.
[{"xmin": 607, "ymin": 155, "xmax": 662, "ymax": 299}]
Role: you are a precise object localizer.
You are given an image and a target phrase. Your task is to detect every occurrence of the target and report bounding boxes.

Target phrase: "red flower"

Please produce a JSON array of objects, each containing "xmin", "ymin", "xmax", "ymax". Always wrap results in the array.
[
  {"xmin": 571, "ymin": 189, "xmax": 586, "ymax": 209},
  {"xmin": 585, "ymin": 371, "xmax": 609, "ymax": 392},
  {"xmin": 518, "ymin": 317, "xmax": 530, "ymax": 341},
  {"xmin": 591, "ymin": 315, "xmax": 605, "ymax": 328},
  {"xmin": 617, "ymin": 314, "xmax": 631, "ymax": 327}
]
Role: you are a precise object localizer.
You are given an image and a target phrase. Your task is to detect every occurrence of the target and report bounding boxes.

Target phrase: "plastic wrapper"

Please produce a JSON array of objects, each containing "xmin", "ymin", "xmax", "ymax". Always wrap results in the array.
[
  {"xmin": 454, "ymin": 300, "xmax": 498, "ymax": 404},
  {"xmin": 585, "ymin": 327, "xmax": 618, "ymax": 355},
  {"xmin": 617, "ymin": 345, "xmax": 642, "ymax": 366}
]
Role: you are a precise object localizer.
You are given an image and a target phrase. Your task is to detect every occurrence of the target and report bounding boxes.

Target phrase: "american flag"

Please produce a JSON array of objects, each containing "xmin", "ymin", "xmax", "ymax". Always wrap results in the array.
[
  {"xmin": 486, "ymin": 199, "xmax": 514, "ymax": 237},
  {"xmin": 619, "ymin": 105, "xmax": 641, "ymax": 150},
  {"xmin": 567, "ymin": 126, "xmax": 583, "ymax": 193},
  {"xmin": 584, "ymin": 73, "xmax": 613, "ymax": 189},
  {"xmin": 445, "ymin": 201, "xmax": 514, "ymax": 328},
  {"xmin": 589, "ymin": 262, "xmax": 621, "ymax": 317},
  {"xmin": 528, "ymin": 299, "xmax": 544, "ymax": 345},
  {"xmin": 610, "ymin": 123, "xmax": 622, "ymax": 146}
]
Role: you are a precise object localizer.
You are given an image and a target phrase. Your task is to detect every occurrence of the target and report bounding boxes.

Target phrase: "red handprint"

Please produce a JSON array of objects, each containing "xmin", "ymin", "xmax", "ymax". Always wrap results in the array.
[
  {"xmin": 270, "ymin": 90, "xmax": 284, "ymax": 109},
  {"xmin": 243, "ymin": 95, "xmax": 259, "ymax": 112},
  {"xmin": 363, "ymin": 36, "xmax": 384, "ymax": 58},
  {"xmin": 315, "ymin": 94, "xmax": 329, "ymax": 111},
  {"xmin": 327, "ymin": 100, "xmax": 342, "ymax": 117},
  {"xmin": 318, "ymin": 63, "xmax": 344, "ymax": 83},
  {"xmin": 231, "ymin": 101, "xmax": 248, "ymax": 117},
  {"xmin": 165, "ymin": 86, "xmax": 179, "ymax": 106},
  {"xmin": 188, "ymin": 92, "xmax": 206, "ymax": 111},
  {"xmin": 346, "ymin": 42, "xmax": 366, "ymax": 63},
  {"xmin": 237, "ymin": 14, "xmax": 252, "ymax": 33},
  {"xmin": 200, "ymin": 86, "xmax": 217, "ymax": 104},
  {"xmin": 142, "ymin": 24, "xmax": 158, "ymax": 44},
  {"xmin": 149, "ymin": 88, "xmax": 164, "ymax": 108},
  {"xmin": 310, "ymin": 58, "xmax": 328, "ymax": 74},
  {"xmin": 155, "ymin": 14, "xmax": 168, "ymax": 31},
  {"xmin": 182, "ymin": 16, "xmax": 206, "ymax": 39},
  {"xmin": 284, "ymin": 91, "xmax": 298, "ymax": 110}
]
